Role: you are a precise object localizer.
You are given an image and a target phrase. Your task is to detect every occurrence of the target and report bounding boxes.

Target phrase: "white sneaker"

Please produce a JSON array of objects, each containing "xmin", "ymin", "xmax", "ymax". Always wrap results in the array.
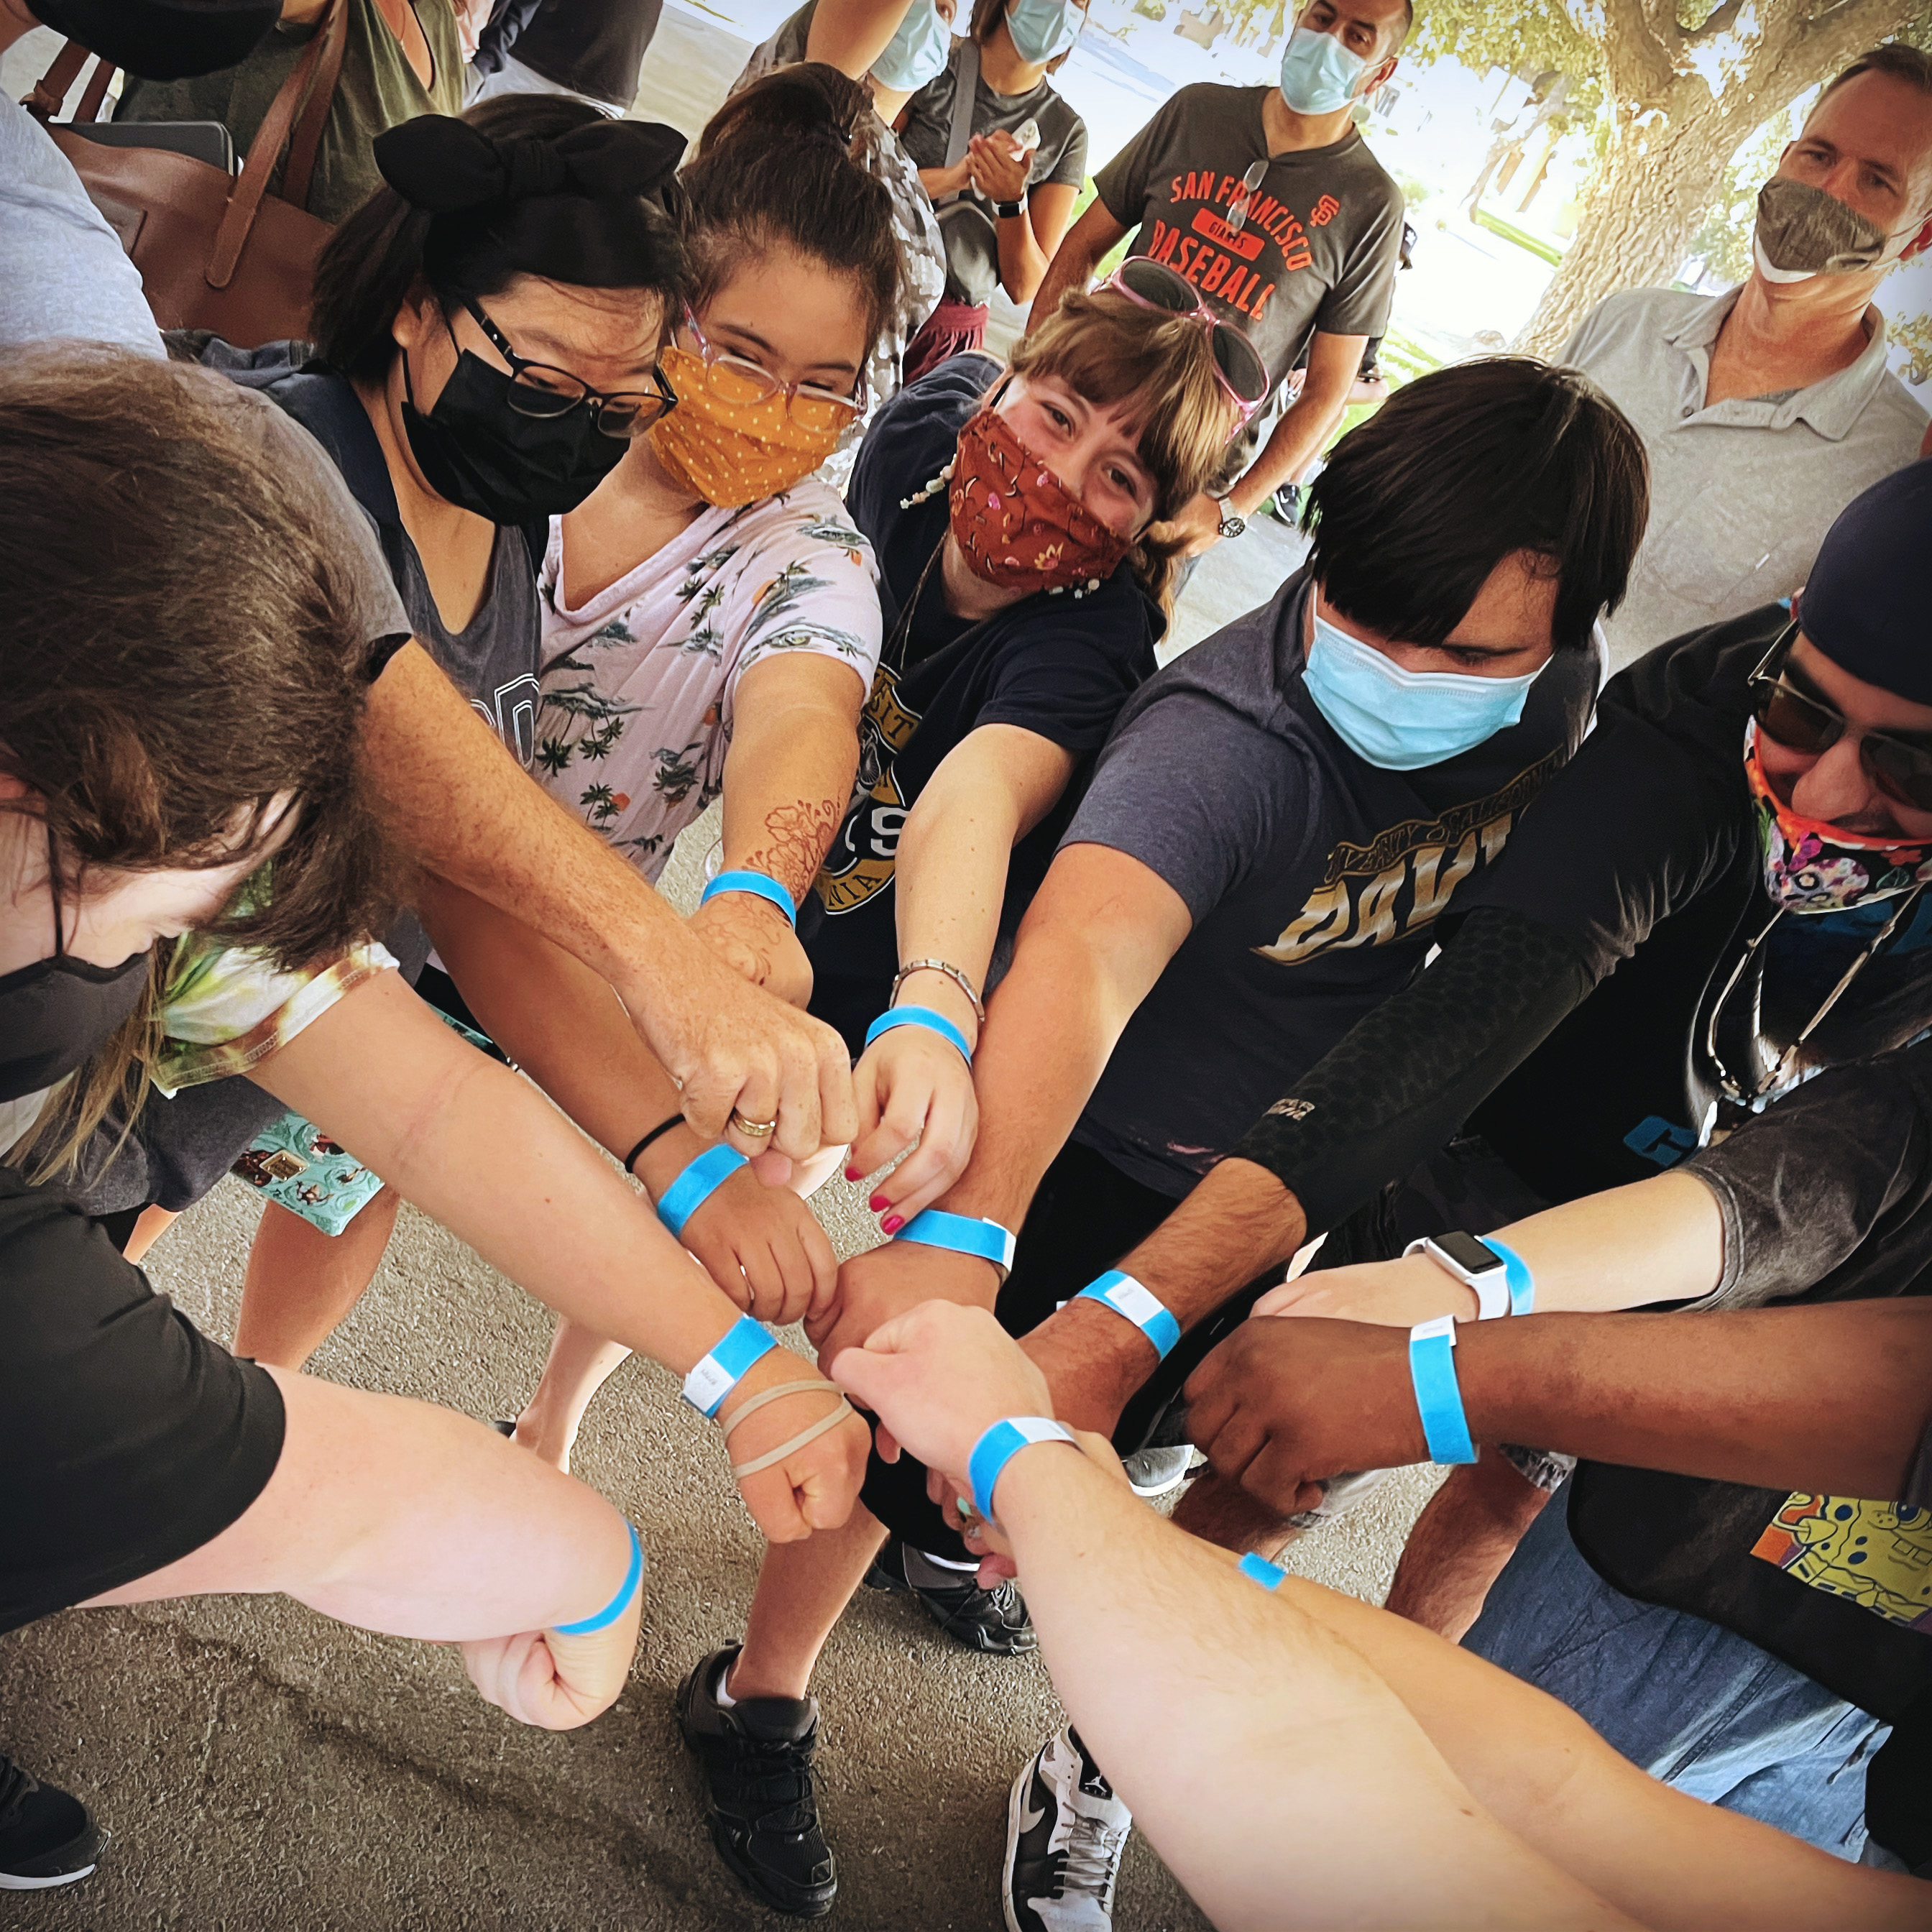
[{"xmin": 1003, "ymin": 1726, "xmax": 1132, "ymax": 1932}]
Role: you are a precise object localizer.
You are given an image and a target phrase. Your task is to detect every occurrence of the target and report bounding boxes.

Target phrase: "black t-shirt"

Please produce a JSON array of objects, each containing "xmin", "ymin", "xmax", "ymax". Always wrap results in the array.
[
  {"xmin": 1060, "ymin": 571, "xmax": 1600, "ymax": 1197},
  {"xmin": 898, "ymin": 41, "xmax": 1088, "ymax": 305},
  {"xmin": 1458, "ymin": 604, "xmax": 1932, "ymax": 1205},
  {"xmin": 1568, "ymin": 1041, "xmax": 1932, "ymax": 1727},
  {"xmin": 0, "ymin": 1167, "xmax": 285, "ymax": 1633},
  {"xmin": 479, "ymin": 0, "xmax": 661, "ymax": 107},
  {"xmin": 801, "ymin": 354, "xmax": 1162, "ymax": 1048}
]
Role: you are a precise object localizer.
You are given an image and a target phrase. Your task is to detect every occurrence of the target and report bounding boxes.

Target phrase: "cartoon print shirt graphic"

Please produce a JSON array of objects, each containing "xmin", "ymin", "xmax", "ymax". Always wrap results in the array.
[{"xmin": 1091, "ymin": 82, "xmax": 1404, "ymax": 467}]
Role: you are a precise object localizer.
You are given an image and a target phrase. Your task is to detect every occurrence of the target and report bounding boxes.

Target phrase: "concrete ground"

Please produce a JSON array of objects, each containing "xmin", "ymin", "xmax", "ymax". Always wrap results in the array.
[
  {"xmin": 2, "ymin": 810, "xmax": 1440, "ymax": 1932},
  {"xmin": 6, "ymin": 20, "xmax": 1418, "ymax": 1927}
]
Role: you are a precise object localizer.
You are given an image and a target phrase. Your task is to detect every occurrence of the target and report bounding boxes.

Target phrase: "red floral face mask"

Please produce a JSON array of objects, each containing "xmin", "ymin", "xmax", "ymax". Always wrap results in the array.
[{"xmin": 947, "ymin": 406, "xmax": 1134, "ymax": 595}]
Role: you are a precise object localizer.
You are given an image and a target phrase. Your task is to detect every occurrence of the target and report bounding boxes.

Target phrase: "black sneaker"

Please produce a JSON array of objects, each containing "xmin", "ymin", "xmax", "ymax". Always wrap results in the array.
[
  {"xmin": 676, "ymin": 1644, "xmax": 837, "ymax": 1918},
  {"xmin": 864, "ymin": 1537, "xmax": 1037, "ymax": 1655},
  {"xmin": 0, "ymin": 1754, "xmax": 104, "ymax": 1891},
  {"xmin": 1270, "ymin": 479, "xmax": 1304, "ymax": 526},
  {"xmin": 1003, "ymin": 1726, "xmax": 1131, "ymax": 1932}
]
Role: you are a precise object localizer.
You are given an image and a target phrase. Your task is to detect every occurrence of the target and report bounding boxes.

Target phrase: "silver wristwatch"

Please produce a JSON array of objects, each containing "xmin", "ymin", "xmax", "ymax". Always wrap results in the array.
[{"xmin": 1212, "ymin": 493, "xmax": 1246, "ymax": 539}]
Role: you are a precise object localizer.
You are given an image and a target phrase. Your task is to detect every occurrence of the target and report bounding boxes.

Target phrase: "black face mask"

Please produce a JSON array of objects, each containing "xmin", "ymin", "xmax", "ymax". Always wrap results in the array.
[
  {"xmin": 31, "ymin": 0, "xmax": 282, "ymax": 80},
  {"xmin": 0, "ymin": 953, "xmax": 148, "ymax": 1105},
  {"xmin": 400, "ymin": 345, "xmax": 627, "ymax": 526}
]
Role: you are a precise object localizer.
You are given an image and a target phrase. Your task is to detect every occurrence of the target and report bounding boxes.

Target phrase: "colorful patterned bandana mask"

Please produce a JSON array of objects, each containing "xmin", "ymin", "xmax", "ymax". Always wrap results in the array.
[
  {"xmin": 1744, "ymin": 720, "xmax": 1932, "ymax": 914},
  {"xmin": 947, "ymin": 407, "xmax": 1133, "ymax": 594},
  {"xmin": 649, "ymin": 343, "xmax": 844, "ymax": 507}
]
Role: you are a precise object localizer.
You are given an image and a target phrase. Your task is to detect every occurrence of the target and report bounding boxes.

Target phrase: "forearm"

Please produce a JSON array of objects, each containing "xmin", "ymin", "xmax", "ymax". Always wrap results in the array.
[
  {"xmin": 1276, "ymin": 1169, "xmax": 1725, "ymax": 1328},
  {"xmin": 1233, "ymin": 907, "xmax": 1594, "ymax": 1238},
  {"xmin": 804, "ymin": 0, "xmax": 908, "ymax": 76},
  {"xmin": 1460, "ymin": 1302, "xmax": 1932, "ymax": 1498},
  {"xmin": 1226, "ymin": 372, "xmax": 1353, "ymax": 515},
  {"xmin": 996, "ymin": 211, "xmax": 1051, "ymax": 305},
  {"xmin": 1024, "ymin": 229, "xmax": 1106, "ymax": 336},
  {"xmin": 716, "ymin": 693, "xmax": 857, "ymax": 908},
  {"xmin": 253, "ymin": 975, "xmax": 750, "ymax": 1374},
  {"xmin": 997, "ymin": 1446, "xmax": 1625, "ymax": 1931},
  {"xmin": 99, "ymin": 1368, "xmax": 634, "ymax": 1642},
  {"xmin": 364, "ymin": 644, "xmax": 697, "ymax": 1008},
  {"xmin": 420, "ymin": 878, "xmax": 684, "ymax": 1167}
]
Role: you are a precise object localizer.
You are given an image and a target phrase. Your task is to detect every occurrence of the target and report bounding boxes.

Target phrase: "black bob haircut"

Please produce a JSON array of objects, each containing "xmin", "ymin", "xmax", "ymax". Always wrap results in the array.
[
  {"xmin": 1303, "ymin": 356, "xmax": 1649, "ymax": 654},
  {"xmin": 310, "ymin": 94, "xmax": 688, "ymax": 383}
]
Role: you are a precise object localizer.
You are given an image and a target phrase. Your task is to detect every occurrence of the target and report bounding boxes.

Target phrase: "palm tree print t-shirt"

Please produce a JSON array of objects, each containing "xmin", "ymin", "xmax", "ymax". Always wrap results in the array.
[{"xmin": 533, "ymin": 479, "xmax": 884, "ymax": 880}]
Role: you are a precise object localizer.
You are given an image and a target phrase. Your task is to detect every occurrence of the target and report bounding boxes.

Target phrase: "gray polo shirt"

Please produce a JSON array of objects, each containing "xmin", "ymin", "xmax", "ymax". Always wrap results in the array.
[{"xmin": 1561, "ymin": 283, "xmax": 1927, "ymax": 669}]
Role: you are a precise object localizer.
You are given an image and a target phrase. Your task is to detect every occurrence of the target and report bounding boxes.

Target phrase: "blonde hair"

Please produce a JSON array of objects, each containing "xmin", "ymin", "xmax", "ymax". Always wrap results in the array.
[{"xmin": 1008, "ymin": 287, "xmax": 1241, "ymax": 610}]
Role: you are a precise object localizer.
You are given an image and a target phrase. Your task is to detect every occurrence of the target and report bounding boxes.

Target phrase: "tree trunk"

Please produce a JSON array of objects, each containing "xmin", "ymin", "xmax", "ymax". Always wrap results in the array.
[{"xmin": 1514, "ymin": 105, "xmax": 1740, "ymax": 357}]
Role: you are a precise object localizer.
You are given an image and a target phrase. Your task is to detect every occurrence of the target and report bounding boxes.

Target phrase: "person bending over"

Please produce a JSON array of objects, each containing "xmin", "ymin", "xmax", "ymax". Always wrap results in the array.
[
  {"xmin": 1187, "ymin": 1029, "xmax": 1932, "ymax": 1868},
  {"xmin": 825, "ymin": 1299, "xmax": 1932, "ymax": 1929},
  {"xmin": 663, "ymin": 275, "xmax": 1243, "ymax": 1917},
  {"xmin": 0, "ymin": 354, "xmax": 850, "ymax": 1887}
]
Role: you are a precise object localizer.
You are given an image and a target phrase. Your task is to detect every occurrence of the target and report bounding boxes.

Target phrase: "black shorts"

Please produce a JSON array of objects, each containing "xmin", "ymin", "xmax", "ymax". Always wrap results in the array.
[
  {"xmin": 0, "ymin": 1165, "xmax": 285, "ymax": 1636},
  {"xmin": 858, "ymin": 1139, "xmax": 1278, "ymax": 1558}
]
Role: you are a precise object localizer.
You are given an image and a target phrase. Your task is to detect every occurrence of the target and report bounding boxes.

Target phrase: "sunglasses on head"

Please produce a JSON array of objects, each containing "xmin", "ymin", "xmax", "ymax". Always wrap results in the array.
[
  {"xmin": 1749, "ymin": 623, "xmax": 1932, "ymax": 814},
  {"xmin": 1100, "ymin": 257, "xmax": 1270, "ymax": 425}
]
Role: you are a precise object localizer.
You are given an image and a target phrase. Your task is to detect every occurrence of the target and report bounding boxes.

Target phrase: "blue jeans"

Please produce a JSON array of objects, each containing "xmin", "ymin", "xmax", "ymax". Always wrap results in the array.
[{"xmin": 1463, "ymin": 1499, "xmax": 1890, "ymax": 1859}]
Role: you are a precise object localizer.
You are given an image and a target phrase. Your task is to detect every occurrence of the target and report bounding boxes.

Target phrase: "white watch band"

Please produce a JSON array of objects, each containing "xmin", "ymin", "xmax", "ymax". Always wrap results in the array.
[{"xmin": 1404, "ymin": 1236, "xmax": 1511, "ymax": 1321}]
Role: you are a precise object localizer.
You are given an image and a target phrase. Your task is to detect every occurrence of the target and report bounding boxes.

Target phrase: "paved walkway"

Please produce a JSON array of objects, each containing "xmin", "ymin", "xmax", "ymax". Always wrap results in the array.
[{"xmin": 4, "ymin": 23, "xmax": 1430, "ymax": 1927}]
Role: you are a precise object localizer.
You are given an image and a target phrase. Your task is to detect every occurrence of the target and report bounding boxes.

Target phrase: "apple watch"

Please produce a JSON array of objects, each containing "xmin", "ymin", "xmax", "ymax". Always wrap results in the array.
[
  {"xmin": 993, "ymin": 194, "xmax": 1027, "ymax": 219},
  {"xmin": 1404, "ymin": 1230, "xmax": 1535, "ymax": 1320}
]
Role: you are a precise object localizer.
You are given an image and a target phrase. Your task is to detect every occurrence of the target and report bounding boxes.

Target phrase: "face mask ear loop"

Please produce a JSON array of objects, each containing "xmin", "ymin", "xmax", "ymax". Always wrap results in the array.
[{"xmin": 46, "ymin": 824, "xmax": 65, "ymax": 961}]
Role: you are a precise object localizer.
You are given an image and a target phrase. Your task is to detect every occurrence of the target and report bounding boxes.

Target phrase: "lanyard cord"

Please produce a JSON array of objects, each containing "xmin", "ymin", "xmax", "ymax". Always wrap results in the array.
[{"xmin": 1706, "ymin": 883, "xmax": 1928, "ymax": 1108}]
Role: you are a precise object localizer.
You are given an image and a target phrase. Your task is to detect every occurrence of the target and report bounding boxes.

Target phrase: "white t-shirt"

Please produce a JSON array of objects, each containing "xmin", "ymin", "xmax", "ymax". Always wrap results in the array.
[
  {"xmin": 535, "ymin": 480, "xmax": 883, "ymax": 879},
  {"xmin": 0, "ymin": 93, "xmax": 163, "ymax": 356}
]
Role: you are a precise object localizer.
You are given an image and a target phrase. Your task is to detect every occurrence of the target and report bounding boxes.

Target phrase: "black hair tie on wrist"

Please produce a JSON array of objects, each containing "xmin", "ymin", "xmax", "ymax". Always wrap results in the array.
[
  {"xmin": 624, "ymin": 1113, "xmax": 686, "ymax": 1176},
  {"xmin": 373, "ymin": 116, "xmax": 687, "ymax": 213}
]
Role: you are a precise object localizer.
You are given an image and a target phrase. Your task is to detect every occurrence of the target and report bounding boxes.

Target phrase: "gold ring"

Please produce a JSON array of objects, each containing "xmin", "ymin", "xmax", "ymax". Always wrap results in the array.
[{"xmin": 729, "ymin": 1108, "xmax": 778, "ymax": 1139}]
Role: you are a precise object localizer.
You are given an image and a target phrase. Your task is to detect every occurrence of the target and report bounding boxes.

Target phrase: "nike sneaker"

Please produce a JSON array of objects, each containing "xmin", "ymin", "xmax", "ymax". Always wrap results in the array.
[
  {"xmin": 1003, "ymin": 1726, "xmax": 1132, "ymax": 1932},
  {"xmin": 0, "ymin": 1754, "xmax": 104, "ymax": 1891},
  {"xmin": 864, "ymin": 1537, "xmax": 1037, "ymax": 1655}
]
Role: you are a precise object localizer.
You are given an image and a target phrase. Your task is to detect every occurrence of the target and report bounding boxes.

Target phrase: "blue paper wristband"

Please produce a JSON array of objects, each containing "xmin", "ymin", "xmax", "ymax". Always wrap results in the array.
[
  {"xmin": 553, "ymin": 1519, "xmax": 645, "ymax": 1635},
  {"xmin": 1408, "ymin": 1315, "xmax": 1478, "ymax": 1466},
  {"xmin": 1486, "ymin": 1236, "xmax": 1536, "ymax": 1316},
  {"xmin": 656, "ymin": 1144, "xmax": 748, "ymax": 1241},
  {"xmin": 865, "ymin": 1005, "xmax": 973, "ymax": 1066},
  {"xmin": 1077, "ymin": 1271, "xmax": 1182, "ymax": 1361},
  {"xmin": 967, "ymin": 1415, "xmax": 1077, "ymax": 1522},
  {"xmin": 681, "ymin": 1312, "xmax": 778, "ymax": 1416},
  {"xmin": 701, "ymin": 869, "xmax": 797, "ymax": 929},
  {"xmin": 898, "ymin": 1208, "xmax": 1017, "ymax": 1271},
  {"xmin": 1238, "ymin": 1551, "xmax": 1287, "ymax": 1591}
]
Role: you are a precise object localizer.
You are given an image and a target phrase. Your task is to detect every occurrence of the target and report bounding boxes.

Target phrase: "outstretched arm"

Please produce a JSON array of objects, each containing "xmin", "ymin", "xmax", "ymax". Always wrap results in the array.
[
  {"xmin": 91, "ymin": 1368, "xmax": 640, "ymax": 1731},
  {"xmin": 1022, "ymin": 197, "xmax": 1128, "ymax": 339},
  {"xmin": 252, "ymin": 970, "xmax": 868, "ymax": 1540},
  {"xmin": 835, "ymin": 1303, "xmax": 1928, "ymax": 1932},
  {"xmin": 362, "ymin": 643, "xmax": 855, "ymax": 1161}
]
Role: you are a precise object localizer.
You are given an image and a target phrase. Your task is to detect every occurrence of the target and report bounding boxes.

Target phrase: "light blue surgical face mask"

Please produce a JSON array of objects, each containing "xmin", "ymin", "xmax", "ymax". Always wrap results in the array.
[
  {"xmin": 1302, "ymin": 608, "xmax": 1545, "ymax": 770},
  {"xmin": 1006, "ymin": 0, "xmax": 1080, "ymax": 64},
  {"xmin": 870, "ymin": 0, "xmax": 952, "ymax": 93},
  {"xmin": 1278, "ymin": 22, "xmax": 1368, "ymax": 116}
]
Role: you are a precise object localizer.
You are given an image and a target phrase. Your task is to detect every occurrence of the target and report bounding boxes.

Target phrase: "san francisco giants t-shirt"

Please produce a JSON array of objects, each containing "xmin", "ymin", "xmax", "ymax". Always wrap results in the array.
[{"xmin": 1094, "ymin": 83, "xmax": 1403, "ymax": 466}]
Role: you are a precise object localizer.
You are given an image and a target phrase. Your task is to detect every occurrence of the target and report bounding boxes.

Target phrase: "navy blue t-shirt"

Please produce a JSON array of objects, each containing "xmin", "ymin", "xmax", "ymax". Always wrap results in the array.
[
  {"xmin": 1064, "ymin": 571, "xmax": 1601, "ymax": 1196},
  {"xmin": 801, "ymin": 355, "xmax": 1162, "ymax": 1049}
]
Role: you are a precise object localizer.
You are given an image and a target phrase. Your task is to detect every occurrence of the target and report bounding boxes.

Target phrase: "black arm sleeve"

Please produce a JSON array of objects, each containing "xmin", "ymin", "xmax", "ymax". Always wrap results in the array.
[{"xmin": 1230, "ymin": 906, "xmax": 1595, "ymax": 1234}]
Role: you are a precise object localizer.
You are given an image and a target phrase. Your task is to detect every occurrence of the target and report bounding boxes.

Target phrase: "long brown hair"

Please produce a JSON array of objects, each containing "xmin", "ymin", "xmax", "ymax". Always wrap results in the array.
[
  {"xmin": 1008, "ymin": 288, "xmax": 1239, "ymax": 610},
  {"xmin": 0, "ymin": 349, "xmax": 398, "ymax": 1171}
]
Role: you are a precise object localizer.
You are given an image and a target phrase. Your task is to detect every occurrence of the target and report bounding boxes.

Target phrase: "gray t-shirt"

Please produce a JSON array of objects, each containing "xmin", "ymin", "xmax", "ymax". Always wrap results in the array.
[
  {"xmin": 0, "ymin": 94, "xmax": 164, "ymax": 358},
  {"xmin": 898, "ymin": 40, "xmax": 1087, "ymax": 304},
  {"xmin": 1560, "ymin": 285, "xmax": 1929, "ymax": 671},
  {"xmin": 1095, "ymin": 83, "xmax": 1402, "ymax": 464},
  {"xmin": 1060, "ymin": 571, "xmax": 1600, "ymax": 1197}
]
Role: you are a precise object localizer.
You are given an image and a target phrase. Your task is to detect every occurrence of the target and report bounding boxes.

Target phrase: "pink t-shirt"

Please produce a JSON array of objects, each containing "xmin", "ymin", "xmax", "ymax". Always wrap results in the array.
[{"xmin": 535, "ymin": 479, "xmax": 883, "ymax": 879}]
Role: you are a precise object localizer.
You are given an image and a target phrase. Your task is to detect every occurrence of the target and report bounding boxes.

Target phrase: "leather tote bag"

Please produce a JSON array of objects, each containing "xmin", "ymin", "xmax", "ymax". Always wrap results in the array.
[{"xmin": 23, "ymin": 2, "xmax": 347, "ymax": 346}]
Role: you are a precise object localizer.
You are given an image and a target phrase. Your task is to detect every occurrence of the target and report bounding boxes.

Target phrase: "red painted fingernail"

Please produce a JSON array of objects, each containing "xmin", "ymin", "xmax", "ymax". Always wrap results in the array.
[
  {"xmin": 845, "ymin": 1167, "xmax": 862, "ymax": 1182},
  {"xmin": 868, "ymin": 1193, "xmax": 888, "ymax": 1211},
  {"xmin": 881, "ymin": 1214, "xmax": 904, "ymax": 1235}
]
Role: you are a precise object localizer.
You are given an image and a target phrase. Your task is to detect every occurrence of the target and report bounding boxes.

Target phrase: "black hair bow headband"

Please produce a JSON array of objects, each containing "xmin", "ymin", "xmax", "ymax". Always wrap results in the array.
[{"xmin": 374, "ymin": 116, "xmax": 687, "ymax": 213}]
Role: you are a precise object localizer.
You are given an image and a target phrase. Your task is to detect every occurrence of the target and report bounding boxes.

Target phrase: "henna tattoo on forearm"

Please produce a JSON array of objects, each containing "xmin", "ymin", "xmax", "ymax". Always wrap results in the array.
[{"xmin": 738, "ymin": 796, "xmax": 842, "ymax": 905}]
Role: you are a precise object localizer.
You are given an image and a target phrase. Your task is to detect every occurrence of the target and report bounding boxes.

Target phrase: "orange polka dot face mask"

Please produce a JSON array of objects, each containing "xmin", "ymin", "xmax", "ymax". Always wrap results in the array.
[{"xmin": 649, "ymin": 342, "xmax": 847, "ymax": 506}]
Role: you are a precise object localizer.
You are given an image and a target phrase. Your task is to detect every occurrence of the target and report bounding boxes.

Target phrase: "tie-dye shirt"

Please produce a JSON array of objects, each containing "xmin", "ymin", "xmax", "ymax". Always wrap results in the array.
[{"xmin": 534, "ymin": 480, "xmax": 882, "ymax": 880}]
